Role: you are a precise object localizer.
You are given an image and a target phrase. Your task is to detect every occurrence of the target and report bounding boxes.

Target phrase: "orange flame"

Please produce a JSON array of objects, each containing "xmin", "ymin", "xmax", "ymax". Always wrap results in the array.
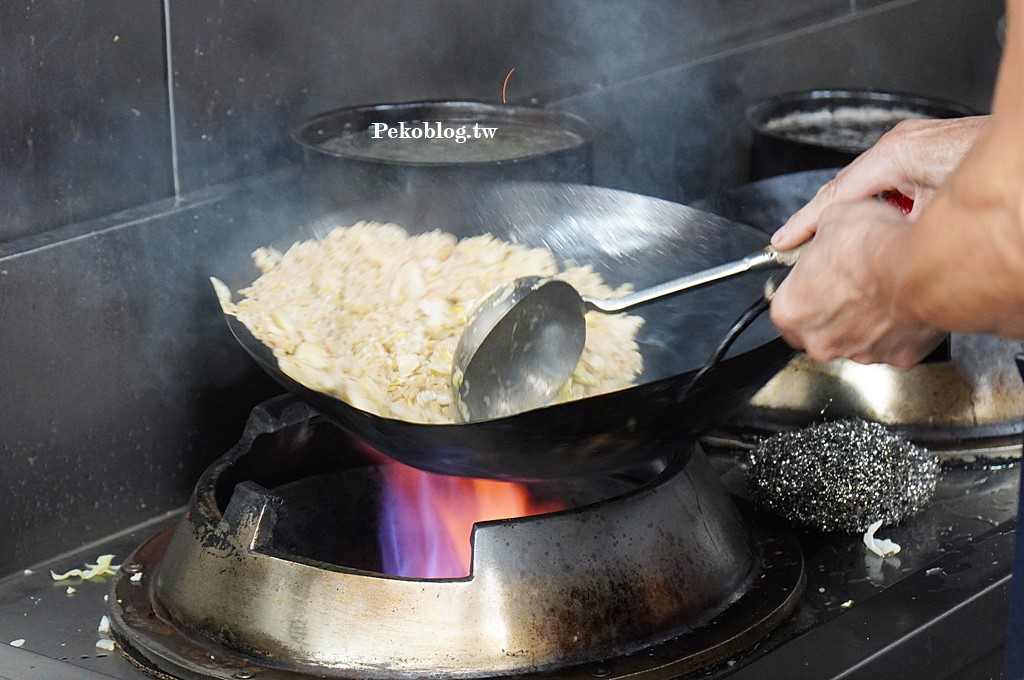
[{"xmin": 379, "ymin": 460, "xmax": 562, "ymax": 579}]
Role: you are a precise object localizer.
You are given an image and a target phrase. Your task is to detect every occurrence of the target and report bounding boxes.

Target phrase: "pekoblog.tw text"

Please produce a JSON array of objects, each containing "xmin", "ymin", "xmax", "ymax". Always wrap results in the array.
[{"xmin": 369, "ymin": 121, "xmax": 497, "ymax": 144}]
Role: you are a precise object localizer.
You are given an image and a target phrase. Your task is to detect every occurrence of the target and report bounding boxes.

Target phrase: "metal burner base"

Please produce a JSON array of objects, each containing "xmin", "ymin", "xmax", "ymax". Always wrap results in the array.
[
  {"xmin": 108, "ymin": 397, "xmax": 803, "ymax": 679},
  {"xmin": 110, "ymin": 507, "xmax": 802, "ymax": 680}
]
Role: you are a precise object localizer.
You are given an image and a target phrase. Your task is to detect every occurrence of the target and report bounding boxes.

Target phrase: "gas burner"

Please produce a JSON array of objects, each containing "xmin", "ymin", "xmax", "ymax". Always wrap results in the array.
[{"xmin": 109, "ymin": 396, "xmax": 803, "ymax": 680}]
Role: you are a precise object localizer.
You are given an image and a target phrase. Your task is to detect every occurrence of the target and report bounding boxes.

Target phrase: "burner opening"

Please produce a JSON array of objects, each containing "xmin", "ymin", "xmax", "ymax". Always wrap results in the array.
[
  {"xmin": 261, "ymin": 466, "xmax": 645, "ymax": 576},
  {"xmin": 211, "ymin": 413, "xmax": 371, "ymax": 514},
  {"xmin": 207, "ymin": 409, "xmax": 661, "ymax": 578}
]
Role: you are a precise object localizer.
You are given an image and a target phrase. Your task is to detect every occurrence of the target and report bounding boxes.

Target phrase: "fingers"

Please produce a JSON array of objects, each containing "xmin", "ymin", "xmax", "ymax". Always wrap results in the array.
[
  {"xmin": 767, "ymin": 277, "xmax": 807, "ymax": 351},
  {"xmin": 772, "ymin": 150, "xmax": 899, "ymax": 248},
  {"xmin": 770, "ymin": 183, "xmax": 830, "ymax": 249},
  {"xmin": 771, "ymin": 116, "xmax": 988, "ymax": 248},
  {"xmin": 767, "ymin": 202, "xmax": 944, "ymax": 368}
]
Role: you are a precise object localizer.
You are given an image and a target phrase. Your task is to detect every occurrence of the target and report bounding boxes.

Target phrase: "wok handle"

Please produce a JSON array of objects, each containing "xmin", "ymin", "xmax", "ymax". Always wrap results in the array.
[
  {"xmin": 688, "ymin": 244, "xmax": 805, "ymax": 390},
  {"xmin": 680, "ymin": 294, "xmax": 773, "ymax": 403},
  {"xmin": 588, "ymin": 243, "xmax": 805, "ymax": 313}
]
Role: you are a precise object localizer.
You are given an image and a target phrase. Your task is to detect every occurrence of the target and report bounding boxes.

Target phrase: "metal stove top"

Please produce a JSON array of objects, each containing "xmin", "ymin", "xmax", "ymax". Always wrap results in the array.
[
  {"xmin": 0, "ymin": 513, "xmax": 178, "ymax": 679},
  {"xmin": 0, "ymin": 441, "xmax": 1016, "ymax": 679}
]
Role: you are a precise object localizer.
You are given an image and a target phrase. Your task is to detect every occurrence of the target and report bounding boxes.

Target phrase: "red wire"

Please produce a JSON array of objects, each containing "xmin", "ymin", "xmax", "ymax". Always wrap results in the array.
[{"xmin": 502, "ymin": 68, "xmax": 516, "ymax": 105}]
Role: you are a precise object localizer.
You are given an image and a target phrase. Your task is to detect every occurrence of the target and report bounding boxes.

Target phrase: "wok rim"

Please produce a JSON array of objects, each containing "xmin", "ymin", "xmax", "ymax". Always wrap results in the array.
[
  {"xmin": 225, "ymin": 313, "xmax": 790, "ymax": 430},
  {"xmin": 745, "ymin": 88, "xmax": 978, "ymax": 151}
]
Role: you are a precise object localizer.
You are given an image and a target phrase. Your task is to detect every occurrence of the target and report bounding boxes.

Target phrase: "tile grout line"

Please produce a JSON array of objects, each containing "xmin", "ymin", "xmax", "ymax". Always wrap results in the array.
[
  {"xmin": 554, "ymin": 0, "xmax": 926, "ymax": 108},
  {"xmin": 163, "ymin": 0, "xmax": 182, "ymax": 199}
]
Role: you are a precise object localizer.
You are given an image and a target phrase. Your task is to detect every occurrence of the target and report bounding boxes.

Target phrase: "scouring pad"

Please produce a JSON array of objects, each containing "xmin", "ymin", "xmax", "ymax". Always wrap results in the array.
[{"xmin": 746, "ymin": 419, "xmax": 940, "ymax": 533}]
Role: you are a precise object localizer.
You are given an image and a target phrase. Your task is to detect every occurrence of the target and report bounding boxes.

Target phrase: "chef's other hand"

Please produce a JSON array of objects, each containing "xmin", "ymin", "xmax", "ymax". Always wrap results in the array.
[
  {"xmin": 771, "ymin": 115, "xmax": 989, "ymax": 250},
  {"xmin": 769, "ymin": 200, "xmax": 946, "ymax": 369}
]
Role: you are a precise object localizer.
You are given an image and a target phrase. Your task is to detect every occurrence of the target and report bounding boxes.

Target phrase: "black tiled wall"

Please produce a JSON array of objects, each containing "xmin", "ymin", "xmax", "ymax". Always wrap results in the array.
[
  {"xmin": 0, "ymin": 187, "xmax": 287, "ymax": 573},
  {"xmin": 0, "ymin": 0, "xmax": 173, "ymax": 243},
  {"xmin": 560, "ymin": 0, "xmax": 1005, "ymax": 202},
  {"xmin": 166, "ymin": 0, "xmax": 848, "ymax": 192},
  {"xmin": 0, "ymin": 0, "xmax": 1003, "ymax": 242}
]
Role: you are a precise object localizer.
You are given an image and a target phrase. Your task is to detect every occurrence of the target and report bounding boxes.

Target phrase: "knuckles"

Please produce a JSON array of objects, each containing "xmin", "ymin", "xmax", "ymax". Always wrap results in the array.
[
  {"xmin": 814, "ymin": 178, "xmax": 841, "ymax": 204},
  {"xmin": 884, "ymin": 118, "xmax": 928, "ymax": 145},
  {"xmin": 800, "ymin": 336, "xmax": 845, "ymax": 364},
  {"xmin": 888, "ymin": 354, "xmax": 919, "ymax": 371},
  {"xmin": 768, "ymin": 295, "xmax": 800, "ymax": 333}
]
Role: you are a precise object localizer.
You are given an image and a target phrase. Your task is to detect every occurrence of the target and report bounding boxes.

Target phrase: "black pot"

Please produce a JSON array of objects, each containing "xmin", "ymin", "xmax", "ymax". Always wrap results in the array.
[
  {"xmin": 293, "ymin": 101, "xmax": 593, "ymax": 209},
  {"xmin": 746, "ymin": 89, "xmax": 977, "ymax": 180}
]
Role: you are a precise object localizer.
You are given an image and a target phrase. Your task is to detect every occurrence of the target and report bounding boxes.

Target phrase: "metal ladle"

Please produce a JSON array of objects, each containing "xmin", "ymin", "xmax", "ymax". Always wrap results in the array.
[{"xmin": 452, "ymin": 243, "xmax": 805, "ymax": 422}]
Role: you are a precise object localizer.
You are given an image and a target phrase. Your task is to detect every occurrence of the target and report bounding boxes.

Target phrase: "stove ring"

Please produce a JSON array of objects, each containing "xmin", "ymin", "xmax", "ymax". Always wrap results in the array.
[{"xmin": 110, "ymin": 505, "xmax": 802, "ymax": 680}]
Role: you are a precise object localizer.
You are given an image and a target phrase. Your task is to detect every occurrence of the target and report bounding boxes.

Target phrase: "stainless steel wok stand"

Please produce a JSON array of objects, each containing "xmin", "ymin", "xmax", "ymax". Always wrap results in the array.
[{"xmin": 109, "ymin": 396, "xmax": 803, "ymax": 680}]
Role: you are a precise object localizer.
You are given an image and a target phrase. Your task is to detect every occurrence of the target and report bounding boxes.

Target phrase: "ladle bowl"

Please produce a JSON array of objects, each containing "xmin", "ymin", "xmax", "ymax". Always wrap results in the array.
[{"xmin": 453, "ymin": 245, "xmax": 803, "ymax": 423}]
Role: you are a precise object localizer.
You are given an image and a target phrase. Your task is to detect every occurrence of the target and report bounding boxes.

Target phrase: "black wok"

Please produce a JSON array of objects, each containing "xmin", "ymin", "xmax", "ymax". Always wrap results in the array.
[
  {"xmin": 746, "ymin": 89, "xmax": 976, "ymax": 180},
  {"xmin": 217, "ymin": 182, "xmax": 793, "ymax": 481}
]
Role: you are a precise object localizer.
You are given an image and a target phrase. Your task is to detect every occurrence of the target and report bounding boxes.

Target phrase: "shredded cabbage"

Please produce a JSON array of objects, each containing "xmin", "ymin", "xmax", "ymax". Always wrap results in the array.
[
  {"xmin": 50, "ymin": 554, "xmax": 120, "ymax": 581},
  {"xmin": 863, "ymin": 520, "xmax": 901, "ymax": 557}
]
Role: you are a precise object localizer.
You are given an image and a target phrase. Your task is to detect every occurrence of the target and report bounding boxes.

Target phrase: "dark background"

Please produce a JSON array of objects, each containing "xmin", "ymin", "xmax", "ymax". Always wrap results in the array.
[{"xmin": 0, "ymin": 0, "xmax": 1006, "ymax": 574}]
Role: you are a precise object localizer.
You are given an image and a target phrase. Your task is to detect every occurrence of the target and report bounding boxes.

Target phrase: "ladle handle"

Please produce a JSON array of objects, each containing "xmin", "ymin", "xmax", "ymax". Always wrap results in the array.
[{"xmin": 586, "ymin": 243, "xmax": 806, "ymax": 314}]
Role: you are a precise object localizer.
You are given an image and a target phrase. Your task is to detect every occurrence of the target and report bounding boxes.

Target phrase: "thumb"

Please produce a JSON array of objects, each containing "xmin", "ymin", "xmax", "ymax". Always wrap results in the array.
[{"xmin": 771, "ymin": 208, "xmax": 817, "ymax": 249}]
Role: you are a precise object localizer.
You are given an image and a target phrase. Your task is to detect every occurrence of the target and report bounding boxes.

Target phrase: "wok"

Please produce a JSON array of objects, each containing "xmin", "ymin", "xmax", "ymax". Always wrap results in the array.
[
  {"xmin": 746, "ymin": 89, "xmax": 975, "ymax": 180},
  {"xmin": 218, "ymin": 182, "xmax": 793, "ymax": 481}
]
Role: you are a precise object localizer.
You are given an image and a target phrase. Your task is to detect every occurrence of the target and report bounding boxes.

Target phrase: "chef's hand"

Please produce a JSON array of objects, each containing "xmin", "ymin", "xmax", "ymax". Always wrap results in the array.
[
  {"xmin": 769, "ymin": 200, "xmax": 946, "ymax": 369},
  {"xmin": 771, "ymin": 115, "xmax": 989, "ymax": 250}
]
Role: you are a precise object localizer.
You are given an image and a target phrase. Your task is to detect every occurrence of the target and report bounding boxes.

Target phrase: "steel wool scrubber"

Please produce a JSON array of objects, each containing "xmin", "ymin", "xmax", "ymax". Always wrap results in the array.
[{"xmin": 746, "ymin": 419, "xmax": 940, "ymax": 533}]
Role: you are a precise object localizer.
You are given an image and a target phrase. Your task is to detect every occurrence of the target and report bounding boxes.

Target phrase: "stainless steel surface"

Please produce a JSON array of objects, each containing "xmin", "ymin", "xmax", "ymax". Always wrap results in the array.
[
  {"xmin": 294, "ymin": 101, "xmax": 592, "ymax": 167},
  {"xmin": 219, "ymin": 181, "xmax": 793, "ymax": 480},
  {"xmin": 294, "ymin": 102, "xmax": 593, "ymax": 214},
  {"xmin": 745, "ymin": 89, "xmax": 976, "ymax": 180},
  {"xmin": 0, "ymin": 402, "xmax": 1014, "ymax": 680},
  {"xmin": 736, "ymin": 334, "xmax": 1024, "ymax": 447},
  {"xmin": 453, "ymin": 277, "xmax": 585, "ymax": 422},
  {"xmin": 453, "ymin": 244, "xmax": 803, "ymax": 423},
  {"xmin": 0, "ymin": 512, "xmax": 180, "ymax": 679},
  {"xmin": 109, "ymin": 398, "xmax": 802, "ymax": 679},
  {"xmin": 113, "ymin": 516, "xmax": 801, "ymax": 680},
  {"xmin": 584, "ymin": 243, "xmax": 803, "ymax": 313},
  {"xmin": 0, "ymin": 644, "xmax": 124, "ymax": 679}
]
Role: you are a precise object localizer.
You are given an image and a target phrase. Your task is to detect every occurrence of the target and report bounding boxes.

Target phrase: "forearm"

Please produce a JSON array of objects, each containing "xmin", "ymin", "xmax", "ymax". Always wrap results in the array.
[{"xmin": 887, "ymin": 2, "xmax": 1024, "ymax": 334}]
